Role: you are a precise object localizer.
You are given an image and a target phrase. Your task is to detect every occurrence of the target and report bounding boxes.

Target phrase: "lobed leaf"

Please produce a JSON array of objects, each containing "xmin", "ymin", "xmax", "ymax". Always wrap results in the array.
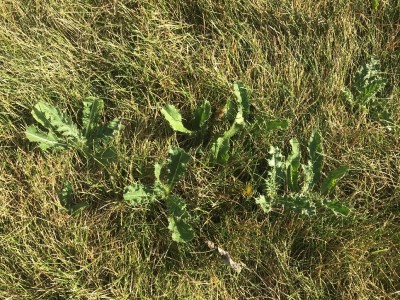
[
  {"xmin": 123, "ymin": 183, "xmax": 157, "ymax": 206},
  {"xmin": 371, "ymin": 0, "xmax": 379, "ymax": 10},
  {"xmin": 279, "ymin": 194, "xmax": 316, "ymax": 216},
  {"xmin": 31, "ymin": 102, "xmax": 84, "ymax": 144},
  {"xmin": 266, "ymin": 146, "xmax": 285, "ymax": 198},
  {"xmin": 320, "ymin": 166, "xmax": 349, "ymax": 195},
  {"xmin": 58, "ymin": 181, "xmax": 73, "ymax": 210},
  {"xmin": 161, "ymin": 104, "xmax": 192, "ymax": 134},
  {"xmin": 224, "ymin": 99, "xmax": 237, "ymax": 122},
  {"xmin": 166, "ymin": 196, "xmax": 194, "ymax": 243},
  {"xmin": 93, "ymin": 147, "xmax": 118, "ymax": 165},
  {"xmin": 26, "ymin": 125, "xmax": 66, "ymax": 150}
]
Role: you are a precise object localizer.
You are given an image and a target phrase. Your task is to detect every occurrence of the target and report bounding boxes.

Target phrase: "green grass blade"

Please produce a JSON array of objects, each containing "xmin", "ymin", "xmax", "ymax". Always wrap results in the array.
[
  {"xmin": 166, "ymin": 196, "xmax": 194, "ymax": 243},
  {"xmin": 82, "ymin": 97, "xmax": 104, "ymax": 137},
  {"xmin": 320, "ymin": 166, "xmax": 349, "ymax": 195},
  {"xmin": 161, "ymin": 104, "xmax": 192, "ymax": 134}
]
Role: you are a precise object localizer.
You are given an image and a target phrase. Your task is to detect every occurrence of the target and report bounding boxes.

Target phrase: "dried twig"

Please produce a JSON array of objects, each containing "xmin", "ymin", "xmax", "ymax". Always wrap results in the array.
[{"xmin": 205, "ymin": 240, "xmax": 246, "ymax": 273}]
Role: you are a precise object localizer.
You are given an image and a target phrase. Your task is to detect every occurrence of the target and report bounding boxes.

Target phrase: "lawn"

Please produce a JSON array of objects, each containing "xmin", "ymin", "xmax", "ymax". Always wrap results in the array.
[{"xmin": 0, "ymin": 0, "xmax": 399, "ymax": 299}]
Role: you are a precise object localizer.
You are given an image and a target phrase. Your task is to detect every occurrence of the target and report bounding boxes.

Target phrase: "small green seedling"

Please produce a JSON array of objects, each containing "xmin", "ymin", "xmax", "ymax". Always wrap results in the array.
[
  {"xmin": 343, "ymin": 58, "xmax": 394, "ymax": 128},
  {"xmin": 256, "ymin": 130, "xmax": 350, "ymax": 216},
  {"xmin": 26, "ymin": 98, "xmax": 122, "ymax": 164},
  {"xmin": 124, "ymin": 147, "xmax": 194, "ymax": 243},
  {"xmin": 161, "ymin": 100, "xmax": 212, "ymax": 134},
  {"xmin": 58, "ymin": 181, "xmax": 87, "ymax": 214}
]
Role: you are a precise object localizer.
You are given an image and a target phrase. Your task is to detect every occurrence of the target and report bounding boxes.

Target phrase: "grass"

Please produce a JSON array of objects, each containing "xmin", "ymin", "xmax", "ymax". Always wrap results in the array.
[{"xmin": 1, "ymin": 0, "xmax": 399, "ymax": 299}]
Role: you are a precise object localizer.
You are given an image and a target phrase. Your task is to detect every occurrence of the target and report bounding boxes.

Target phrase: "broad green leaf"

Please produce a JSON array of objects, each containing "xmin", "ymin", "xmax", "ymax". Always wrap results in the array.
[
  {"xmin": 69, "ymin": 202, "xmax": 89, "ymax": 214},
  {"xmin": 320, "ymin": 166, "xmax": 349, "ymax": 195},
  {"xmin": 165, "ymin": 147, "xmax": 190, "ymax": 190},
  {"xmin": 153, "ymin": 162, "xmax": 167, "ymax": 196},
  {"xmin": 210, "ymin": 137, "xmax": 230, "ymax": 164},
  {"xmin": 94, "ymin": 147, "xmax": 118, "ymax": 165},
  {"xmin": 305, "ymin": 129, "xmax": 323, "ymax": 190},
  {"xmin": 166, "ymin": 196, "xmax": 194, "ymax": 243},
  {"xmin": 264, "ymin": 119, "xmax": 289, "ymax": 131},
  {"xmin": 255, "ymin": 195, "xmax": 272, "ymax": 213},
  {"xmin": 223, "ymin": 112, "xmax": 244, "ymax": 139},
  {"xmin": 354, "ymin": 58, "xmax": 387, "ymax": 105},
  {"xmin": 193, "ymin": 100, "xmax": 212, "ymax": 130},
  {"xmin": 31, "ymin": 102, "xmax": 84, "ymax": 143},
  {"xmin": 123, "ymin": 183, "xmax": 156, "ymax": 206},
  {"xmin": 154, "ymin": 162, "xmax": 163, "ymax": 185},
  {"xmin": 161, "ymin": 104, "xmax": 192, "ymax": 134},
  {"xmin": 286, "ymin": 138, "xmax": 301, "ymax": 192},
  {"xmin": 279, "ymin": 194, "xmax": 316, "ymax": 216},
  {"xmin": 58, "ymin": 181, "xmax": 73, "ymax": 210},
  {"xmin": 82, "ymin": 97, "xmax": 104, "ymax": 137},
  {"xmin": 26, "ymin": 125, "xmax": 66, "ymax": 150},
  {"xmin": 233, "ymin": 81, "xmax": 249, "ymax": 121},
  {"xmin": 92, "ymin": 118, "xmax": 121, "ymax": 144},
  {"xmin": 224, "ymin": 99, "xmax": 237, "ymax": 122},
  {"xmin": 58, "ymin": 181, "xmax": 87, "ymax": 214},
  {"xmin": 323, "ymin": 200, "xmax": 350, "ymax": 216}
]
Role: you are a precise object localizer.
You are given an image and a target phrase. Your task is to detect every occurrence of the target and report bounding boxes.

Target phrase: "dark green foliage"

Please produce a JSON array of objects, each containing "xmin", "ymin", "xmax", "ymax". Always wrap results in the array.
[{"xmin": 58, "ymin": 181, "xmax": 87, "ymax": 214}]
